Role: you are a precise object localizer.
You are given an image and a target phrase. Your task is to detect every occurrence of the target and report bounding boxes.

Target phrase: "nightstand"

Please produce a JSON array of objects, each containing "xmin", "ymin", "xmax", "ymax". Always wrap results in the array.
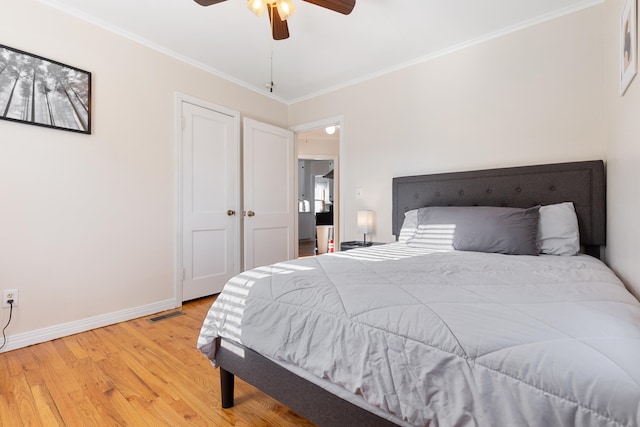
[{"xmin": 340, "ymin": 241, "xmax": 384, "ymax": 251}]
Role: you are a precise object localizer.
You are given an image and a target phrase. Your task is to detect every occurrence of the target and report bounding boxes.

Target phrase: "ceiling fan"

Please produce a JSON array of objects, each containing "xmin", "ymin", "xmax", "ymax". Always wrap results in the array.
[{"xmin": 193, "ymin": 0, "xmax": 356, "ymax": 40}]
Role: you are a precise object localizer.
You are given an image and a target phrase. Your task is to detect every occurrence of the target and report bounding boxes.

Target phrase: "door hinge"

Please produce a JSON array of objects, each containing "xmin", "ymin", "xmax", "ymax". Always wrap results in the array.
[{"xmin": 181, "ymin": 117, "xmax": 185, "ymax": 130}]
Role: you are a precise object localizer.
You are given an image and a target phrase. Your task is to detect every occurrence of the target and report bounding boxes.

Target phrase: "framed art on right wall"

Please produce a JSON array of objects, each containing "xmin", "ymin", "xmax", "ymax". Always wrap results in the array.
[{"xmin": 620, "ymin": 0, "xmax": 637, "ymax": 95}]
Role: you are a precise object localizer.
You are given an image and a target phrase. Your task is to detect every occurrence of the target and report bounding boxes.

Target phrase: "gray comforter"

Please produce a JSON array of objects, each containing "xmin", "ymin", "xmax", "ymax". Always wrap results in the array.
[{"xmin": 198, "ymin": 244, "xmax": 640, "ymax": 426}]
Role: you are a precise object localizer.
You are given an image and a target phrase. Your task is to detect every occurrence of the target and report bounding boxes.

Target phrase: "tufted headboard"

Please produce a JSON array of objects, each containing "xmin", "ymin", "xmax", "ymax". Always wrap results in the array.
[{"xmin": 392, "ymin": 160, "xmax": 605, "ymax": 257}]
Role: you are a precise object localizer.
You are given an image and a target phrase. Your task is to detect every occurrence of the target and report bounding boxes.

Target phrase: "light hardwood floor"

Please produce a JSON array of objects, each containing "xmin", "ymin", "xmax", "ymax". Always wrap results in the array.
[{"xmin": 0, "ymin": 296, "xmax": 315, "ymax": 426}]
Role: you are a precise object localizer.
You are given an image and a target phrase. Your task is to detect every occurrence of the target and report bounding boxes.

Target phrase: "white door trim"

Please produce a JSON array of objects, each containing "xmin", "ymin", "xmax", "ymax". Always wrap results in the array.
[
  {"xmin": 174, "ymin": 92, "xmax": 241, "ymax": 307},
  {"xmin": 291, "ymin": 115, "xmax": 345, "ymax": 244}
]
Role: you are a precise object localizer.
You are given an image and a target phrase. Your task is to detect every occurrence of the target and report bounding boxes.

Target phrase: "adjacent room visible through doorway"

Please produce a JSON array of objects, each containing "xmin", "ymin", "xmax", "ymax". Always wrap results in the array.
[{"xmin": 296, "ymin": 124, "xmax": 340, "ymax": 258}]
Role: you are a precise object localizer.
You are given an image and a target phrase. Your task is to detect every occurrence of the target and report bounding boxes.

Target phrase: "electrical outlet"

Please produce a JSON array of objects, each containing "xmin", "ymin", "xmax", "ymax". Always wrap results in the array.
[{"xmin": 2, "ymin": 289, "xmax": 18, "ymax": 308}]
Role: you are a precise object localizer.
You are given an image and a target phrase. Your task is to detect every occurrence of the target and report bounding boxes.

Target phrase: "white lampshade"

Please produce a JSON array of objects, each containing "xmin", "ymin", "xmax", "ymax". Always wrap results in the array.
[
  {"xmin": 276, "ymin": 0, "xmax": 296, "ymax": 20},
  {"xmin": 247, "ymin": 0, "xmax": 267, "ymax": 17},
  {"xmin": 357, "ymin": 210, "xmax": 374, "ymax": 234}
]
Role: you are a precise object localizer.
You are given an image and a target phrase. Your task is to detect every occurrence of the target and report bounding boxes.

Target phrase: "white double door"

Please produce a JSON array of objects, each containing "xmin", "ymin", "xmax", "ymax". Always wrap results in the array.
[{"xmin": 179, "ymin": 98, "xmax": 295, "ymax": 302}]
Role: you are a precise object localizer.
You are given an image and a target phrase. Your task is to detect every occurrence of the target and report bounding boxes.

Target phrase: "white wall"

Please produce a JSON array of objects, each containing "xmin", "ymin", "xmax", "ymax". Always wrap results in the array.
[
  {"xmin": 0, "ymin": 0, "xmax": 287, "ymax": 348},
  {"xmin": 604, "ymin": 0, "xmax": 640, "ymax": 298},
  {"xmin": 289, "ymin": 6, "xmax": 606, "ymax": 246}
]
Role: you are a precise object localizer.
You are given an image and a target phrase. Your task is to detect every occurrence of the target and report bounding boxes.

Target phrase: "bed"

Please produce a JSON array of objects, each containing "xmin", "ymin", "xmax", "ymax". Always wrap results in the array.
[{"xmin": 197, "ymin": 160, "xmax": 640, "ymax": 426}]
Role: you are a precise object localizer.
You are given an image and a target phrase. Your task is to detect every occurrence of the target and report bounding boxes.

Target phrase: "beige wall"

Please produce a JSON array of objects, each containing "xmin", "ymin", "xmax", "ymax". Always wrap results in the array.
[
  {"xmin": 289, "ymin": 6, "xmax": 606, "ymax": 249},
  {"xmin": 297, "ymin": 134, "xmax": 340, "ymax": 158},
  {"xmin": 0, "ymin": 0, "xmax": 287, "ymax": 344},
  {"xmin": 604, "ymin": 0, "xmax": 640, "ymax": 298}
]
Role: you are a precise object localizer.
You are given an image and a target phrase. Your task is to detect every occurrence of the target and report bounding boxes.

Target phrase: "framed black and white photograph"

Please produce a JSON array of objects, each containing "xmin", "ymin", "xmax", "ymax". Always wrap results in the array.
[
  {"xmin": 0, "ymin": 44, "xmax": 91, "ymax": 134},
  {"xmin": 620, "ymin": 0, "xmax": 637, "ymax": 95}
]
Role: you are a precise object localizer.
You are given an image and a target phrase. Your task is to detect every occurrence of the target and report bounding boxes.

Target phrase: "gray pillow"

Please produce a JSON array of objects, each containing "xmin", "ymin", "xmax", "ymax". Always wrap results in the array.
[{"xmin": 407, "ymin": 206, "xmax": 540, "ymax": 255}]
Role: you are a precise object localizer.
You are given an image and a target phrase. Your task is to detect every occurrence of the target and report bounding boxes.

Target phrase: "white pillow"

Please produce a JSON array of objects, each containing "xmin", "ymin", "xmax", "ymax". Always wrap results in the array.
[
  {"xmin": 537, "ymin": 202, "xmax": 580, "ymax": 256},
  {"xmin": 398, "ymin": 209, "xmax": 418, "ymax": 243}
]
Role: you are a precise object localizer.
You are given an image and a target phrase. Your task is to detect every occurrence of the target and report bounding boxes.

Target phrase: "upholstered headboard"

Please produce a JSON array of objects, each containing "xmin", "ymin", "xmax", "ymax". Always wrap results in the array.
[{"xmin": 392, "ymin": 160, "xmax": 605, "ymax": 257}]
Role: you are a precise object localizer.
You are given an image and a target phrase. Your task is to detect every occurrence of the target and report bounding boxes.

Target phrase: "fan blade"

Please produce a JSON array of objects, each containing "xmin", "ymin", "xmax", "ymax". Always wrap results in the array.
[
  {"xmin": 303, "ymin": 0, "xmax": 355, "ymax": 15},
  {"xmin": 268, "ymin": 5, "xmax": 290, "ymax": 40},
  {"xmin": 193, "ymin": 0, "xmax": 227, "ymax": 6}
]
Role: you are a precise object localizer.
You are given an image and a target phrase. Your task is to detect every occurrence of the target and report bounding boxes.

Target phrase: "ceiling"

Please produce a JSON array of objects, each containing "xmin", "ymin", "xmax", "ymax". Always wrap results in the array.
[{"xmin": 39, "ymin": 0, "xmax": 598, "ymax": 103}]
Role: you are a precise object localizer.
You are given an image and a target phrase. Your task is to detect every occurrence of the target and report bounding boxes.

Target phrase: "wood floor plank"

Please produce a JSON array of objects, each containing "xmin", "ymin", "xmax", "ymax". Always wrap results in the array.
[
  {"xmin": 10, "ymin": 373, "xmax": 42, "ymax": 427},
  {"xmin": 155, "ymin": 396, "xmax": 211, "ymax": 427},
  {"xmin": 30, "ymin": 383, "xmax": 65, "ymax": 427},
  {"xmin": 0, "ymin": 390, "xmax": 24, "ymax": 427},
  {"xmin": 30, "ymin": 343, "xmax": 90, "ymax": 425},
  {"xmin": 105, "ymin": 389, "xmax": 156, "ymax": 427},
  {"xmin": 0, "ymin": 296, "xmax": 317, "ymax": 426}
]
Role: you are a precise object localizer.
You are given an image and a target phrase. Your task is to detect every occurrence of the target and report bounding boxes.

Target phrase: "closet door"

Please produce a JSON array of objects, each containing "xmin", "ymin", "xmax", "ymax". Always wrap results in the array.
[
  {"xmin": 243, "ymin": 118, "xmax": 296, "ymax": 269},
  {"xmin": 180, "ymin": 99, "xmax": 240, "ymax": 301}
]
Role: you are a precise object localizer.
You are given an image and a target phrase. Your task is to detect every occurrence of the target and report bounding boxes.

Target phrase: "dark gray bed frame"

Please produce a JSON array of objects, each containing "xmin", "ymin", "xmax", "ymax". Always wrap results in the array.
[
  {"xmin": 215, "ymin": 160, "xmax": 606, "ymax": 426},
  {"xmin": 393, "ymin": 160, "xmax": 606, "ymax": 258}
]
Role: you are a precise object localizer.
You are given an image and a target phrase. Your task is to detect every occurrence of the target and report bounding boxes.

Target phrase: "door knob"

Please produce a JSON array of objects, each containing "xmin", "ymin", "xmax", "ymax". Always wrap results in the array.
[
  {"xmin": 247, "ymin": 210, "xmax": 255, "ymax": 217},
  {"xmin": 227, "ymin": 210, "xmax": 235, "ymax": 216}
]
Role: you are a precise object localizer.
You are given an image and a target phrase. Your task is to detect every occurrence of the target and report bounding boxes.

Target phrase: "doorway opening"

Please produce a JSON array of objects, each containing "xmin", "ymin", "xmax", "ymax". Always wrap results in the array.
[
  {"xmin": 298, "ymin": 159, "xmax": 335, "ymax": 256},
  {"xmin": 296, "ymin": 122, "xmax": 341, "ymax": 258}
]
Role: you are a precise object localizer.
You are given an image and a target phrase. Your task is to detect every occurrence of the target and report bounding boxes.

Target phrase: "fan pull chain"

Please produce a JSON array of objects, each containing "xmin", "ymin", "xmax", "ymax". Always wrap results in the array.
[
  {"xmin": 268, "ymin": 9, "xmax": 274, "ymax": 92},
  {"xmin": 269, "ymin": 44, "xmax": 274, "ymax": 93}
]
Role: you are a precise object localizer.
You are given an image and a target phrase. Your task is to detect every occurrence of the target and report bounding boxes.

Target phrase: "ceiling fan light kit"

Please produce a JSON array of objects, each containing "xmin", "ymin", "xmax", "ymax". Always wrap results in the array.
[
  {"xmin": 248, "ymin": 0, "xmax": 296, "ymax": 21},
  {"xmin": 195, "ymin": 0, "xmax": 355, "ymax": 40}
]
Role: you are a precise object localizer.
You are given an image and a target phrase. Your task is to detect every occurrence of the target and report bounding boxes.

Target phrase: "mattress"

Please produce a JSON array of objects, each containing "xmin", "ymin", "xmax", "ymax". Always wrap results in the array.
[{"xmin": 198, "ymin": 243, "xmax": 640, "ymax": 426}]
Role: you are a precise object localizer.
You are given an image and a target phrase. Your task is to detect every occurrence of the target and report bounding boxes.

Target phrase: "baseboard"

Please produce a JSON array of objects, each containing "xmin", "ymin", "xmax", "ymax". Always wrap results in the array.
[{"xmin": 0, "ymin": 299, "xmax": 176, "ymax": 353}]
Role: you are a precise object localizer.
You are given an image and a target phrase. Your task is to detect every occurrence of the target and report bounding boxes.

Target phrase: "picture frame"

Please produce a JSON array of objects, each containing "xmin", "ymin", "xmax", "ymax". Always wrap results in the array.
[
  {"xmin": 0, "ymin": 44, "xmax": 91, "ymax": 134},
  {"xmin": 620, "ymin": 0, "xmax": 637, "ymax": 95}
]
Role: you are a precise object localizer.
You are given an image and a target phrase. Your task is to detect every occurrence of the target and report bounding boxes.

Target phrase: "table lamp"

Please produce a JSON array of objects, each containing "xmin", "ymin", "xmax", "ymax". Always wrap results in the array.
[{"xmin": 357, "ymin": 210, "xmax": 374, "ymax": 246}]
